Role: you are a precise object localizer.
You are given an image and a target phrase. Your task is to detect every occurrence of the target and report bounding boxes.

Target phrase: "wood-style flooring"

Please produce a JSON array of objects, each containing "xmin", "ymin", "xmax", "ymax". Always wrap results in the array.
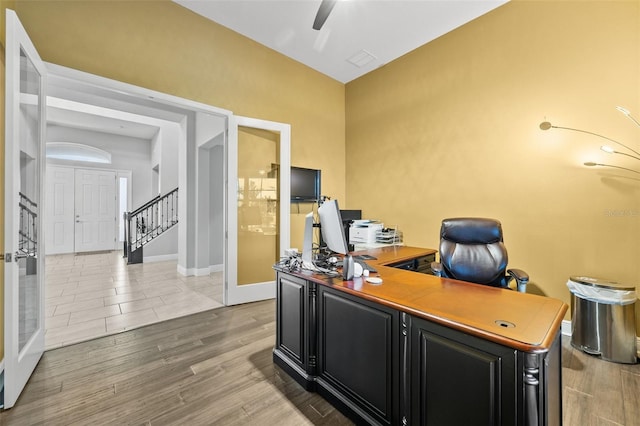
[{"xmin": 1, "ymin": 299, "xmax": 639, "ymax": 425}]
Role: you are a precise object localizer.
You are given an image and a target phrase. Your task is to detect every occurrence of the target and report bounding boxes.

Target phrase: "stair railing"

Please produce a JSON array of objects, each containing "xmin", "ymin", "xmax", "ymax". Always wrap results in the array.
[
  {"xmin": 18, "ymin": 192, "xmax": 37, "ymax": 257},
  {"xmin": 125, "ymin": 187, "xmax": 178, "ymax": 263}
]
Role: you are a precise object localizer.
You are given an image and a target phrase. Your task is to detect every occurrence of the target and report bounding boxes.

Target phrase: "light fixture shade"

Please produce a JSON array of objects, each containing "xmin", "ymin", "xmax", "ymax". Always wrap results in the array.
[
  {"xmin": 583, "ymin": 161, "xmax": 640, "ymax": 174},
  {"xmin": 616, "ymin": 106, "xmax": 631, "ymax": 116}
]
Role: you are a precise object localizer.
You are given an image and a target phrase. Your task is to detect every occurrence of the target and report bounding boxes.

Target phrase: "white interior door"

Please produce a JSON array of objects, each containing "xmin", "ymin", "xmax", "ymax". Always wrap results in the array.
[
  {"xmin": 45, "ymin": 166, "xmax": 75, "ymax": 254},
  {"xmin": 74, "ymin": 169, "xmax": 116, "ymax": 252},
  {"xmin": 225, "ymin": 116, "xmax": 290, "ymax": 305},
  {"xmin": 4, "ymin": 9, "xmax": 47, "ymax": 409}
]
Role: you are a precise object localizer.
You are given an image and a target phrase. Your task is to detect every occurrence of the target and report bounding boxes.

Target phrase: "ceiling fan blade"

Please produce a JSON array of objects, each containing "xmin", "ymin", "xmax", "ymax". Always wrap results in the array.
[{"xmin": 313, "ymin": 0, "xmax": 337, "ymax": 30}]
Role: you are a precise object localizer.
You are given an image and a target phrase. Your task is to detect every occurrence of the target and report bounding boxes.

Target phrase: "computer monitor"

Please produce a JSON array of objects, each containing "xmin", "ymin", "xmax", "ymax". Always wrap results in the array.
[
  {"xmin": 340, "ymin": 209, "xmax": 361, "ymax": 251},
  {"xmin": 302, "ymin": 212, "xmax": 315, "ymax": 267},
  {"xmin": 317, "ymin": 199, "xmax": 349, "ymax": 255}
]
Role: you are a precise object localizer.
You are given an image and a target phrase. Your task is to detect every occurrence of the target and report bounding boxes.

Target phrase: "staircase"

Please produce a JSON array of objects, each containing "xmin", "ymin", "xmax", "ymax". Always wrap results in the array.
[
  {"xmin": 125, "ymin": 188, "xmax": 178, "ymax": 264},
  {"xmin": 18, "ymin": 192, "xmax": 38, "ymax": 274}
]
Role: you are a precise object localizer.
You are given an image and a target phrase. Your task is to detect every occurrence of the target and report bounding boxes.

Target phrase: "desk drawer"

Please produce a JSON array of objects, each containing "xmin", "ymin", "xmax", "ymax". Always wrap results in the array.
[
  {"xmin": 387, "ymin": 254, "xmax": 436, "ymax": 275},
  {"xmin": 416, "ymin": 253, "xmax": 436, "ymax": 273}
]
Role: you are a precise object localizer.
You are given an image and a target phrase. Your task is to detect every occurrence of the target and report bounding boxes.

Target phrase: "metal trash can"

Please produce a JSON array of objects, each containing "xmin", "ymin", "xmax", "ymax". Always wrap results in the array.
[{"xmin": 567, "ymin": 276, "xmax": 637, "ymax": 364}]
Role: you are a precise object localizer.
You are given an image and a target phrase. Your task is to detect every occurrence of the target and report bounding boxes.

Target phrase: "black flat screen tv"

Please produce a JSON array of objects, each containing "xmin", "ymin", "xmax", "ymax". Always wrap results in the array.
[{"xmin": 291, "ymin": 166, "xmax": 321, "ymax": 203}]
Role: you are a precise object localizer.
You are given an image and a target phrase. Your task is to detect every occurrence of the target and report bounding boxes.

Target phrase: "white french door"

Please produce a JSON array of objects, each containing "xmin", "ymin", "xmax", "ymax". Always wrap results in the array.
[
  {"xmin": 225, "ymin": 116, "xmax": 290, "ymax": 305},
  {"xmin": 74, "ymin": 169, "xmax": 117, "ymax": 252},
  {"xmin": 45, "ymin": 165, "xmax": 75, "ymax": 254},
  {"xmin": 4, "ymin": 9, "xmax": 47, "ymax": 409}
]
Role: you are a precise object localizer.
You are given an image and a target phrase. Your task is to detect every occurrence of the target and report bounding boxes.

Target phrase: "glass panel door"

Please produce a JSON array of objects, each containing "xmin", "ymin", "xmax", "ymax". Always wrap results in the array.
[
  {"xmin": 237, "ymin": 127, "xmax": 280, "ymax": 285},
  {"xmin": 225, "ymin": 116, "xmax": 290, "ymax": 305},
  {"xmin": 4, "ymin": 9, "xmax": 47, "ymax": 409},
  {"xmin": 17, "ymin": 46, "xmax": 41, "ymax": 353}
]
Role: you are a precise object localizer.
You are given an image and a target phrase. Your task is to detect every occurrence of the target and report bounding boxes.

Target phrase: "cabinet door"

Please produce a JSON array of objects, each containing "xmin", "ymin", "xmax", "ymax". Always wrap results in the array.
[
  {"xmin": 410, "ymin": 317, "xmax": 517, "ymax": 426},
  {"xmin": 317, "ymin": 286, "xmax": 400, "ymax": 425},
  {"xmin": 274, "ymin": 272, "xmax": 316, "ymax": 389}
]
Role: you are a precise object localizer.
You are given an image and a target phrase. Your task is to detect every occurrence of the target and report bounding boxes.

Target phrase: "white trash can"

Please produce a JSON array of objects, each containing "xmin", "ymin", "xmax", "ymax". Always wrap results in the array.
[{"xmin": 567, "ymin": 276, "xmax": 637, "ymax": 364}]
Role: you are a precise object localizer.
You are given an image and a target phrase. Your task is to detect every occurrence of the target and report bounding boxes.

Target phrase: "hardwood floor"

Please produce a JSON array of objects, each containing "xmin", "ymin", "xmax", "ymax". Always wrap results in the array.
[
  {"xmin": 563, "ymin": 336, "xmax": 640, "ymax": 425},
  {"xmin": 1, "ymin": 299, "xmax": 639, "ymax": 425},
  {"xmin": 1, "ymin": 300, "xmax": 351, "ymax": 425}
]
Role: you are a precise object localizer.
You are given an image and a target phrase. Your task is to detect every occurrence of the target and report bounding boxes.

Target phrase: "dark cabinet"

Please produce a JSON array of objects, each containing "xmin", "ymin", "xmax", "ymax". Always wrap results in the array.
[
  {"xmin": 410, "ymin": 316, "xmax": 517, "ymax": 425},
  {"xmin": 316, "ymin": 286, "xmax": 400, "ymax": 425},
  {"xmin": 274, "ymin": 272, "xmax": 316, "ymax": 390},
  {"xmin": 409, "ymin": 316, "xmax": 562, "ymax": 426}
]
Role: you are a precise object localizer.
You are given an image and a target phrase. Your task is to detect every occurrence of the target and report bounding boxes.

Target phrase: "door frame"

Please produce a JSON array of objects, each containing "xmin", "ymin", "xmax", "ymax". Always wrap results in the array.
[
  {"xmin": 225, "ymin": 116, "xmax": 291, "ymax": 305},
  {"xmin": 44, "ymin": 165, "xmax": 132, "ymax": 255},
  {"xmin": 44, "ymin": 64, "xmax": 291, "ymax": 306}
]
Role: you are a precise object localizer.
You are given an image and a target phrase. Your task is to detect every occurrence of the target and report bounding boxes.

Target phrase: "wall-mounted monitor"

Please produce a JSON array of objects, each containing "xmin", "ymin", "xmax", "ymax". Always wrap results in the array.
[{"xmin": 291, "ymin": 166, "xmax": 321, "ymax": 203}]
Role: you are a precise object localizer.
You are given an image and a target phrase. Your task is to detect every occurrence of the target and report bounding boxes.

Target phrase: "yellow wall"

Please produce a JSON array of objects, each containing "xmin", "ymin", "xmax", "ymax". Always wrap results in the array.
[{"xmin": 346, "ymin": 0, "xmax": 640, "ymax": 328}]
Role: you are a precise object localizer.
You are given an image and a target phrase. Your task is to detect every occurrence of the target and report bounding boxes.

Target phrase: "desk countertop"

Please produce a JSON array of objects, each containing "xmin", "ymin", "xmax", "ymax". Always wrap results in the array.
[{"xmin": 288, "ymin": 245, "xmax": 568, "ymax": 353}]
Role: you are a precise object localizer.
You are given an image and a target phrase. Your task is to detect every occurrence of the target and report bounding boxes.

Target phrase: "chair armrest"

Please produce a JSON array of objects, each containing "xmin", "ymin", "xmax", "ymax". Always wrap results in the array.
[
  {"xmin": 431, "ymin": 261, "xmax": 444, "ymax": 277},
  {"xmin": 507, "ymin": 268, "xmax": 529, "ymax": 293}
]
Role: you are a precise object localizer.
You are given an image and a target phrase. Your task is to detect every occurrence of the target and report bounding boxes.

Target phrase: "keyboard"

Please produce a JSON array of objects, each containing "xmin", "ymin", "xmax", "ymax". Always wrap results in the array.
[
  {"xmin": 336, "ymin": 256, "xmax": 378, "ymax": 273},
  {"xmin": 355, "ymin": 259, "xmax": 377, "ymax": 273}
]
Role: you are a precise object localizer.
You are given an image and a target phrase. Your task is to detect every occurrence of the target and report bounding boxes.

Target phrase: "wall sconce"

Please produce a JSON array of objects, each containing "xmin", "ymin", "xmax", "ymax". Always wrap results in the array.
[{"xmin": 540, "ymin": 106, "xmax": 640, "ymax": 173}]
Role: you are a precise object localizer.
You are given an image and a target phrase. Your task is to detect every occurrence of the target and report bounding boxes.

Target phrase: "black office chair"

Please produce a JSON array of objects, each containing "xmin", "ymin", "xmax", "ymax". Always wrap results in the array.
[{"xmin": 430, "ymin": 218, "xmax": 529, "ymax": 292}]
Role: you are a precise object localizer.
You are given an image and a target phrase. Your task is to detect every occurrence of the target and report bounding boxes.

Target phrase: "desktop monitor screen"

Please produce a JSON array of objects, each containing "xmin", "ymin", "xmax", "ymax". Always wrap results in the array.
[
  {"xmin": 302, "ymin": 212, "xmax": 314, "ymax": 265},
  {"xmin": 317, "ymin": 199, "xmax": 349, "ymax": 255}
]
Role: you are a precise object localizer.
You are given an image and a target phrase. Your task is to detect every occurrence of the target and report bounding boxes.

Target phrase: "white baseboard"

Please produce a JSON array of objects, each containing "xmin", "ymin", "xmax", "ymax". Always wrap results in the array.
[
  {"xmin": 193, "ymin": 267, "xmax": 211, "ymax": 277},
  {"xmin": 176, "ymin": 264, "xmax": 188, "ymax": 276},
  {"xmin": 209, "ymin": 263, "xmax": 223, "ymax": 273},
  {"xmin": 143, "ymin": 253, "xmax": 178, "ymax": 263},
  {"xmin": 562, "ymin": 319, "xmax": 640, "ymax": 357},
  {"xmin": 175, "ymin": 264, "xmax": 213, "ymax": 276}
]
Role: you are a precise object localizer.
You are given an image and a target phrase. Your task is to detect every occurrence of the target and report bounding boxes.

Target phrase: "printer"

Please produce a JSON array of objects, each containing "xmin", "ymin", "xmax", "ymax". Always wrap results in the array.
[{"xmin": 349, "ymin": 220, "xmax": 384, "ymax": 244}]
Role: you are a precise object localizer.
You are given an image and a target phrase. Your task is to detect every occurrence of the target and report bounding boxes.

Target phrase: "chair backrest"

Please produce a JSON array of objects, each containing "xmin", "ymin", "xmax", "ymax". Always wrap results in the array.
[{"xmin": 438, "ymin": 217, "xmax": 509, "ymax": 287}]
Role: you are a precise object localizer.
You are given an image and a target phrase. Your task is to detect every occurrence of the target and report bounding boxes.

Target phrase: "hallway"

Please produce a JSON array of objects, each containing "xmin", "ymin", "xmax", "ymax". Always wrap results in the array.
[{"xmin": 44, "ymin": 251, "xmax": 223, "ymax": 349}]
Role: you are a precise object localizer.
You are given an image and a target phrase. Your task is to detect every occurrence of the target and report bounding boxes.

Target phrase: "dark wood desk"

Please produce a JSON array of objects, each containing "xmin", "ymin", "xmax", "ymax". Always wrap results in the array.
[{"xmin": 273, "ymin": 246, "xmax": 567, "ymax": 426}]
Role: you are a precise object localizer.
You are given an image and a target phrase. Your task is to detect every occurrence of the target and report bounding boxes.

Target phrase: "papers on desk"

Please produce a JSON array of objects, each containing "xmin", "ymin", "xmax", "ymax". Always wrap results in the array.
[{"xmin": 376, "ymin": 228, "xmax": 403, "ymax": 244}]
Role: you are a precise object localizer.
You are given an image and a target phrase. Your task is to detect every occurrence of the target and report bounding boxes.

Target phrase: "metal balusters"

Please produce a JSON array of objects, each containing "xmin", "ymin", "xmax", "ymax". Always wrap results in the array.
[
  {"xmin": 125, "ymin": 188, "xmax": 178, "ymax": 264},
  {"xmin": 18, "ymin": 192, "xmax": 38, "ymax": 257}
]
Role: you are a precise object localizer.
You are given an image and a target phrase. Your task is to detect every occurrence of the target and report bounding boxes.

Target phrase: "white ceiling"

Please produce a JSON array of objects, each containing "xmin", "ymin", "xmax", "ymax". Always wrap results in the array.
[
  {"xmin": 47, "ymin": 97, "xmax": 162, "ymax": 140},
  {"xmin": 174, "ymin": 0, "xmax": 509, "ymax": 83}
]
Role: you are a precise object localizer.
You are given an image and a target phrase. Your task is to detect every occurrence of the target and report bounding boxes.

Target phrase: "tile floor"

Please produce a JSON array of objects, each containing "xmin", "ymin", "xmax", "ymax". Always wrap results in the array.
[{"xmin": 45, "ymin": 251, "xmax": 223, "ymax": 349}]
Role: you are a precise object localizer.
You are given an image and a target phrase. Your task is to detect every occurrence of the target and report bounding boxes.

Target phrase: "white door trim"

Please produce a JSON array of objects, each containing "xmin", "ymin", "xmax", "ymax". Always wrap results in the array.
[
  {"xmin": 224, "ymin": 116, "xmax": 290, "ymax": 305},
  {"xmin": 45, "ymin": 63, "xmax": 235, "ymax": 300}
]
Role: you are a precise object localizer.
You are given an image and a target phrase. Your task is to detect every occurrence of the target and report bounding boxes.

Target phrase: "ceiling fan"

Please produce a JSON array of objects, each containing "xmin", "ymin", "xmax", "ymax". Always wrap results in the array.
[{"xmin": 313, "ymin": 0, "xmax": 337, "ymax": 30}]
